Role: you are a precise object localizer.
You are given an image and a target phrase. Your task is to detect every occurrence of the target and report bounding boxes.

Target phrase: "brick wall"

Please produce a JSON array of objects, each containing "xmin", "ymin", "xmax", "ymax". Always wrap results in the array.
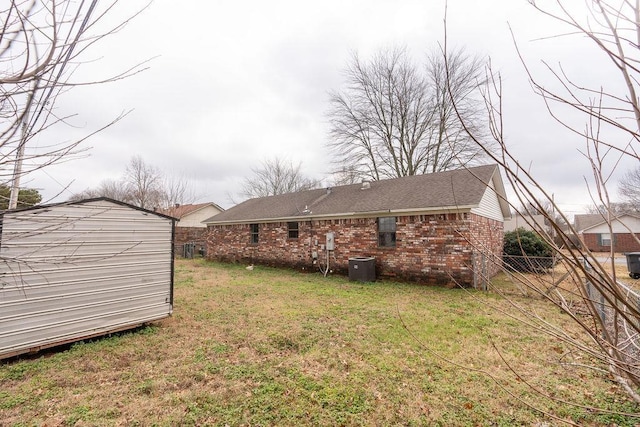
[
  {"xmin": 206, "ymin": 213, "xmax": 504, "ymax": 287},
  {"xmin": 582, "ymin": 233, "xmax": 640, "ymax": 253},
  {"xmin": 174, "ymin": 226, "xmax": 208, "ymax": 257},
  {"xmin": 469, "ymin": 214, "xmax": 505, "ymax": 280}
]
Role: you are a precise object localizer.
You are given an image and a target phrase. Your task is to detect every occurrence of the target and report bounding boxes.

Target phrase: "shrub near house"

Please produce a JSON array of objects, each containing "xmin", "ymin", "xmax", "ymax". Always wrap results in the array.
[{"xmin": 503, "ymin": 228, "xmax": 554, "ymax": 272}]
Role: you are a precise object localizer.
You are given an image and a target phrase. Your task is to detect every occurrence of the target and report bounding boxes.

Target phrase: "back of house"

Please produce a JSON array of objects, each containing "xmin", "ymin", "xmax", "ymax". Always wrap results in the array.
[{"xmin": 205, "ymin": 164, "xmax": 510, "ymax": 287}]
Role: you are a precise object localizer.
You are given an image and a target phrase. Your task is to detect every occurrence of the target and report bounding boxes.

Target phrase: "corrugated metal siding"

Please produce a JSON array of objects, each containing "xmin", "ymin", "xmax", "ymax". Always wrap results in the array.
[
  {"xmin": 470, "ymin": 179, "xmax": 504, "ymax": 222},
  {"xmin": 0, "ymin": 199, "xmax": 173, "ymax": 359}
]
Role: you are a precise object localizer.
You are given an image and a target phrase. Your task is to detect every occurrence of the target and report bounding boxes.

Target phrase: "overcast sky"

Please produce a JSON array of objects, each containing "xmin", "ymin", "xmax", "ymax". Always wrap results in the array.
[{"xmin": 24, "ymin": 0, "xmax": 636, "ymax": 216}]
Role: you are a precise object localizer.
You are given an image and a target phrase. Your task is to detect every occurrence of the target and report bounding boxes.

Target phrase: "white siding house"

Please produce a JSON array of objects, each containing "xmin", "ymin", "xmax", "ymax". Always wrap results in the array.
[
  {"xmin": 584, "ymin": 216, "xmax": 640, "ymax": 234},
  {"xmin": 574, "ymin": 213, "xmax": 640, "ymax": 252},
  {"xmin": 470, "ymin": 178, "xmax": 509, "ymax": 222},
  {"xmin": 504, "ymin": 214, "xmax": 548, "ymax": 232},
  {"xmin": 172, "ymin": 203, "xmax": 223, "ymax": 228},
  {"xmin": 0, "ymin": 198, "xmax": 175, "ymax": 359}
]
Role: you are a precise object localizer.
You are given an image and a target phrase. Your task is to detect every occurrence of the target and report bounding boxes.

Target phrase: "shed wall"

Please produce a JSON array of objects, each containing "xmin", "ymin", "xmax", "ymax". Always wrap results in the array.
[{"xmin": 0, "ymin": 200, "xmax": 174, "ymax": 359}]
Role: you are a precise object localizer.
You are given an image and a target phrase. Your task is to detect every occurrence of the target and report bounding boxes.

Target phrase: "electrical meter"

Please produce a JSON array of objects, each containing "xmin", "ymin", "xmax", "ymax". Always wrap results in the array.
[{"xmin": 326, "ymin": 232, "xmax": 335, "ymax": 250}]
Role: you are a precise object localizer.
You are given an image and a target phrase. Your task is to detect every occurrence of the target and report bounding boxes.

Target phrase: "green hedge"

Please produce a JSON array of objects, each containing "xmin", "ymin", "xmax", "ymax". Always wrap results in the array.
[
  {"xmin": 503, "ymin": 228, "xmax": 554, "ymax": 273},
  {"xmin": 504, "ymin": 228, "xmax": 553, "ymax": 258}
]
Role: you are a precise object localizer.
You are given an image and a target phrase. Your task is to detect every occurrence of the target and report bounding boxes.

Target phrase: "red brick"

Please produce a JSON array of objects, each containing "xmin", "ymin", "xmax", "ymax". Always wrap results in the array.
[
  {"xmin": 206, "ymin": 213, "xmax": 503, "ymax": 287},
  {"xmin": 582, "ymin": 233, "xmax": 640, "ymax": 253}
]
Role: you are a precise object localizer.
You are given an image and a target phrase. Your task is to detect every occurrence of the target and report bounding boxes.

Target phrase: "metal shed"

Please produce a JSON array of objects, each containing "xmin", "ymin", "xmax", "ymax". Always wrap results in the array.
[{"xmin": 0, "ymin": 198, "xmax": 175, "ymax": 359}]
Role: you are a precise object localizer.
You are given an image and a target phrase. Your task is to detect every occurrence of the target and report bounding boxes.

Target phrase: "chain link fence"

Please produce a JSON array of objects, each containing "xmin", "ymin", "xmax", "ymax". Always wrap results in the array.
[
  {"xmin": 584, "ymin": 278, "xmax": 640, "ymax": 381},
  {"xmin": 503, "ymin": 255, "xmax": 556, "ymax": 273}
]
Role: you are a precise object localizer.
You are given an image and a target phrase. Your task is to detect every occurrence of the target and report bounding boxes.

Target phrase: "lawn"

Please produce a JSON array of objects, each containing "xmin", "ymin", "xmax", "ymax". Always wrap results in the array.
[{"xmin": 1, "ymin": 259, "xmax": 638, "ymax": 426}]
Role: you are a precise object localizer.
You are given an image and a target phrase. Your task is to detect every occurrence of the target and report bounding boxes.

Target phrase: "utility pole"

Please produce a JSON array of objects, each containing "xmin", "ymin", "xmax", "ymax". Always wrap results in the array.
[{"xmin": 8, "ymin": 78, "xmax": 37, "ymax": 210}]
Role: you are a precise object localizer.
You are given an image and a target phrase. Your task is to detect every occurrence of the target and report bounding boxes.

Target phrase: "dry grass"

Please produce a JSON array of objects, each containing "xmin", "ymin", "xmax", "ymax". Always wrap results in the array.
[{"xmin": 1, "ymin": 259, "xmax": 639, "ymax": 426}]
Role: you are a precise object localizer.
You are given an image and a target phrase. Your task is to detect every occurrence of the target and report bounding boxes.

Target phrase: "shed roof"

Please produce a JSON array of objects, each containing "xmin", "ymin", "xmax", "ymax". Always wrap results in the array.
[
  {"xmin": 1, "ymin": 197, "xmax": 177, "ymax": 221},
  {"xmin": 206, "ymin": 164, "xmax": 508, "ymax": 224}
]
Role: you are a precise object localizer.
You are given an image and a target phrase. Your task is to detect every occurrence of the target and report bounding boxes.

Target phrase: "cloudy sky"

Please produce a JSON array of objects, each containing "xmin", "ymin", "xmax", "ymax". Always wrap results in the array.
[{"xmin": 24, "ymin": 0, "xmax": 636, "ymax": 216}]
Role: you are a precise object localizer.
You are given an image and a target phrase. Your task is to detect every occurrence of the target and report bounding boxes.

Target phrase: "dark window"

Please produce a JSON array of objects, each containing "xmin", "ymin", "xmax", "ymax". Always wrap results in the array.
[
  {"xmin": 378, "ymin": 216, "xmax": 396, "ymax": 247},
  {"xmin": 250, "ymin": 223, "xmax": 259, "ymax": 244},
  {"xmin": 598, "ymin": 233, "xmax": 615, "ymax": 247},
  {"xmin": 288, "ymin": 222, "xmax": 299, "ymax": 239}
]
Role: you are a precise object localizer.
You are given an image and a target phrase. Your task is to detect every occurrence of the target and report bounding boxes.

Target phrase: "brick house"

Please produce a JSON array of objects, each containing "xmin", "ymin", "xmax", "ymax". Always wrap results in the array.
[
  {"xmin": 161, "ymin": 202, "xmax": 224, "ymax": 257},
  {"xmin": 574, "ymin": 213, "xmax": 640, "ymax": 252},
  {"xmin": 204, "ymin": 165, "xmax": 510, "ymax": 287}
]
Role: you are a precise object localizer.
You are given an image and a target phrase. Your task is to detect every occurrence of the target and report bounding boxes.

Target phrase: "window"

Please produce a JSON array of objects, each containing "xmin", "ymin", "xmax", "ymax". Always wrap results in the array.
[
  {"xmin": 378, "ymin": 216, "xmax": 396, "ymax": 247},
  {"xmin": 250, "ymin": 223, "xmax": 259, "ymax": 244},
  {"xmin": 599, "ymin": 233, "xmax": 611, "ymax": 246},
  {"xmin": 288, "ymin": 222, "xmax": 299, "ymax": 239}
]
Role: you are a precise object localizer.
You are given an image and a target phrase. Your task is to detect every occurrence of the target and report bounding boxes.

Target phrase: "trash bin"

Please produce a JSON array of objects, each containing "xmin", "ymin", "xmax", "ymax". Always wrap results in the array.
[
  {"xmin": 348, "ymin": 257, "xmax": 376, "ymax": 282},
  {"xmin": 625, "ymin": 252, "xmax": 640, "ymax": 279}
]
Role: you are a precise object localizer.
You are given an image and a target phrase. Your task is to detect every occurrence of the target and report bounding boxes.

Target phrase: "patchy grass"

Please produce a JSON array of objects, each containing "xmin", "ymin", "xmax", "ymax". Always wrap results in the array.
[{"xmin": 1, "ymin": 259, "xmax": 638, "ymax": 426}]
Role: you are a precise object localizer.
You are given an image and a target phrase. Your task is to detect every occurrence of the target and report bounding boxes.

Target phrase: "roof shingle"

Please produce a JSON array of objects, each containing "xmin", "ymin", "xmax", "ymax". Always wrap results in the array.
[{"xmin": 207, "ymin": 164, "xmax": 504, "ymax": 224}]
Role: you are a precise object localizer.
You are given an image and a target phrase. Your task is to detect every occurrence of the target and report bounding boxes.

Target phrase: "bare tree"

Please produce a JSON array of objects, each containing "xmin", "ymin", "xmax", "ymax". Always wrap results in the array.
[
  {"xmin": 619, "ymin": 166, "xmax": 640, "ymax": 210},
  {"xmin": 586, "ymin": 201, "xmax": 639, "ymax": 215},
  {"xmin": 240, "ymin": 158, "xmax": 321, "ymax": 199},
  {"xmin": 123, "ymin": 156, "xmax": 164, "ymax": 209},
  {"xmin": 71, "ymin": 157, "xmax": 197, "ymax": 209},
  {"xmin": 0, "ymin": 1, "xmax": 149, "ymax": 208},
  {"xmin": 70, "ymin": 178, "xmax": 131, "ymax": 203},
  {"xmin": 327, "ymin": 46, "xmax": 488, "ymax": 181},
  {"xmin": 448, "ymin": 0, "xmax": 640, "ymax": 405},
  {"xmin": 160, "ymin": 173, "xmax": 196, "ymax": 208},
  {"xmin": 427, "ymin": 48, "xmax": 488, "ymax": 172},
  {"xmin": 329, "ymin": 165, "xmax": 362, "ymax": 186}
]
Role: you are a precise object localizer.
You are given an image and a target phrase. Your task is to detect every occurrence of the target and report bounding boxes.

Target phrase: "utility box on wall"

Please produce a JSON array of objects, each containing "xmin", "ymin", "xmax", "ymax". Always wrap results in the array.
[
  {"xmin": 348, "ymin": 257, "xmax": 376, "ymax": 282},
  {"xmin": 326, "ymin": 232, "xmax": 335, "ymax": 250}
]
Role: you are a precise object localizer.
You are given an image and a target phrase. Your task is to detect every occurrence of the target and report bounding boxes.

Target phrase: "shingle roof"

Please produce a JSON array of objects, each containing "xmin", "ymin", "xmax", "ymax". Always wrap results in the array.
[
  {"xmin": 574, "ymin": 214, "xmax": 605, "ymax": 233},
  {"xmin": 575, "ymin": 212, "xmax": 640, "ymax": 233},
  {"xmin": 206, "ymin": 164, "xmax": 506, "ymax": 224}
]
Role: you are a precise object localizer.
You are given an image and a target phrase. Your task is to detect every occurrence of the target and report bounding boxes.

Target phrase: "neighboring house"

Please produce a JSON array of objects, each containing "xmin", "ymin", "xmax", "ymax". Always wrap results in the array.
[
  {"xmin": 204, "ymin": 164, "xmax": 510, "ymax": 287},
  {"xmin": 160, "ymin": 202, "xmax": 224, "ymax": 257},
  {"xmin": 504, "ymin": 213, "xmax": 549, "ymax": 233},
  {"xmin": 574, "ymin": 213, "xmax": 640, "ymax": 252},
  {"xmin": 0, "ymin": 198, "xmax": 175, "ymax": 359}
]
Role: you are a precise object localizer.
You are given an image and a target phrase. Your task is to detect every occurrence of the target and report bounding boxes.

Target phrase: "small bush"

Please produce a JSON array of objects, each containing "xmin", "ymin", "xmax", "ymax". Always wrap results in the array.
[
  {"xmin": 503, "ymin": 228, "xmax": 554, "ymax": 273},
  {"xmin": 503, "ymin": 228, "xmax": 553, "ymax": 257}
]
